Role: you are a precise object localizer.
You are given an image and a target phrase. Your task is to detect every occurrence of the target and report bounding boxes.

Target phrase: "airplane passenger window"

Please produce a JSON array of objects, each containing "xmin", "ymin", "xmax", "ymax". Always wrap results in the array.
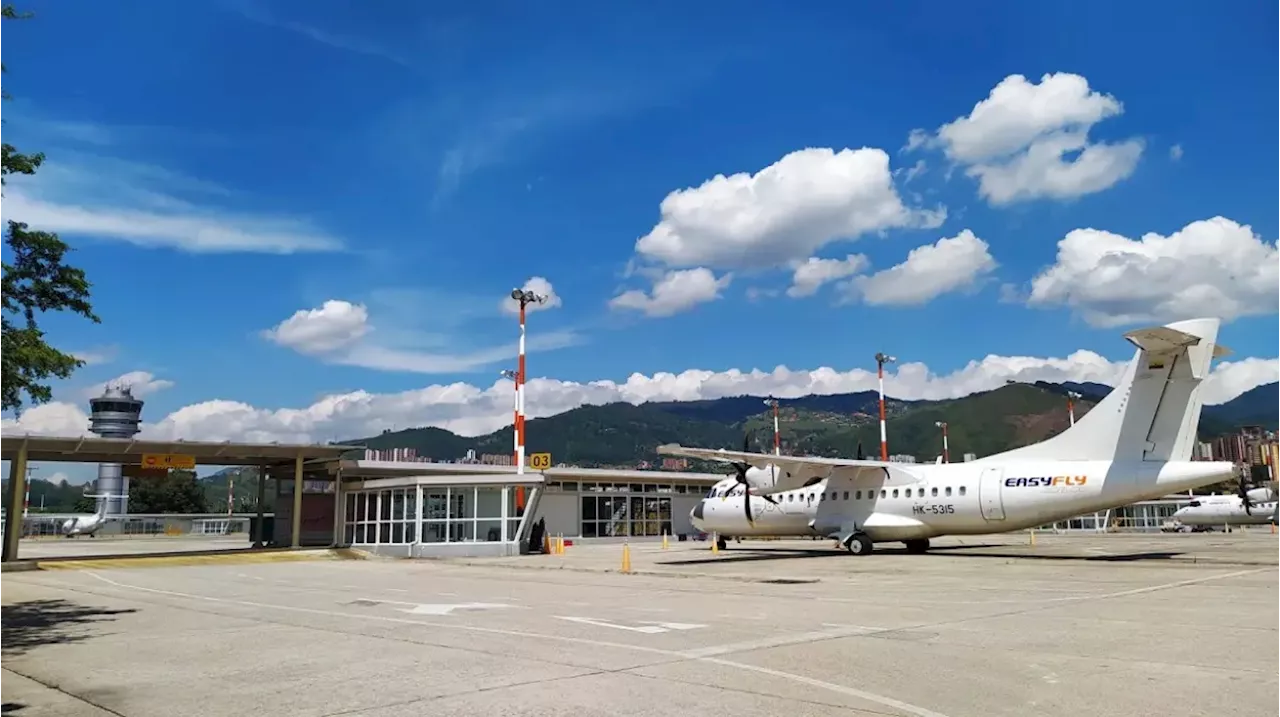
[
  {"xmin": 788, "ymin": 494, "xmax": 794, "ymax": 502},
  {"xmin": 959, "ymin": 486, "xmax": 967, "ymax": 496},
  {"xmin": 855, "ymin": 490, "xmax": 862, "ymax": 500},
  {"xmin": 931, "ymin": 487, "xmax": 938, "ymax": 497},
  {"xmin": 880, "ymin": 490, "xmax": 887, "ymax": 498},
  {"xmin": 945, "ymin": 487, "xmax": 952, "ymax": 497},
  {"xmin": 892, "ymin": 489, "xmax": 899, "ymax": 498},
  {"xmin": 843, "ymin": 491, "xmax": 849, "ymax": 500},
  {"xmin": 905, "ymin": 489, "xmax": 913, "ymax": 498}
]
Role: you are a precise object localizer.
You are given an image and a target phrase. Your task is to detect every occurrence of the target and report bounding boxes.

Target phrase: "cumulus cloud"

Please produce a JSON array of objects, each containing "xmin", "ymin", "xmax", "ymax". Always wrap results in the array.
[
  {"xmin": 1027, "ymin": 216, "xmax": 1279, "ymax": 327},
  {"xmin": 787, "ymin": 254, "xmax": 869, "ymax": 298},
  {"xmin": 82, "ymin": 371, "xmax": 175, "ymax": 400},
  {"xmin": 4, "ymin": 352, "xmax": 1272, "ymax": 444},
  {"xmin": 842, "ymin": 230, "xmax": 998, "ymax": 306},
  {"xmin": 610, "ymin": 268, "xmax": 732, "ymax": 317},
  {"xmin": 500, "ymin": 277, "xmax": 563, "ymax": 315},
  {"xmin": 262, "ymin": 299, "xmax": 582, "ymax": 373},
  {"xmin": 631, "ymin": 147, "xmax": 945, "ymax": 271},
  {"xmin": 909, "ymin": 72, "xmax": 1143, "ymax": 205}
]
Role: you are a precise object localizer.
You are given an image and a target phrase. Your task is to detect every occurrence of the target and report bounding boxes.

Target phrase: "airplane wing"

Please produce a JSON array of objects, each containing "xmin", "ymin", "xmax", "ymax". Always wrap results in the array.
[{"xmin": 656, "ymin": 443, "xmax": 906, "ymax": 493}]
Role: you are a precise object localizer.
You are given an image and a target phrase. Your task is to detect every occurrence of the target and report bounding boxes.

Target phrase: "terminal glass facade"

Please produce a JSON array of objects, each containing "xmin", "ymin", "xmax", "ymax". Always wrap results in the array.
[
  {"xmin": 545, "ymin": 480, "xmax": 698, "ymax": 538},
  {"xmin": 345, "ymin": 485, "xmax": 524, "ymax": 547}
]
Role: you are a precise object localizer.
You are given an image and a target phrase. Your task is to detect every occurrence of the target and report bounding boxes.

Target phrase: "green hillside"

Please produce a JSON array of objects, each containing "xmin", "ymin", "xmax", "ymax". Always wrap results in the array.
[{"xmin": 352, "ymin": 383, "xmax": 1099, "ymax": 467}]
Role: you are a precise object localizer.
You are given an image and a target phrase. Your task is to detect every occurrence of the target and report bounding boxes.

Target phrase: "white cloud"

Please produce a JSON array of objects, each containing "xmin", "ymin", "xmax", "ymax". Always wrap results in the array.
[
  {"xmin": 1169, "ymin": 144, "xmax": 1184, "ymax": 161},
  {"xmin": 500, "ymin": 277, "xmax": 563, "ymax": 315},
  {"xmin": 0, "ymin": 154, "xmax": 343, "ymax": 254},
  {"xmin": 842, "ymin": 230, "xmax": 998, "ymax": 306},
  {"xmin": 263, "ymin": 300, "xmax": 371, "ymax": 355},
  {"xmin": 787, "ymin": 254, "xmax": 869, "ymax": 298},
  {"xmin": 262, "ymin": 299, "xmax": 582, "ymax": 374},
  {"xmin": 83, "ymin": 371, "xmax": 175, "ymax": 400},
  {"xmin": 910, "ymin": 72, "xmax": 1143, "ymax": 205},
  {"xmin": 1027, "ymin": 216, "xmax": 1279, "ymax": 327},
  {"xmin": 631, "ymin": 147, "xmax": 945, "ymax": 270},
  {"xmin": 4, "ymin": 352, "xmax": 1272, "ymax": 444},
  {"xmin": 610, "ymin": 268, "xmax": 732, "ymax": 317},
  {"xmin": 71, "ymin": 346, "xmax": 117, "ymax": 366}
]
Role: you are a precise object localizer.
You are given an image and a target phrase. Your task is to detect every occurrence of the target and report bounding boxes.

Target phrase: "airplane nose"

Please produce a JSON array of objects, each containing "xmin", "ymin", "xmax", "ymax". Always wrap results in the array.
[{"xmin": 691, "ymin": 500, "xmax": 705, "ymax": 521}]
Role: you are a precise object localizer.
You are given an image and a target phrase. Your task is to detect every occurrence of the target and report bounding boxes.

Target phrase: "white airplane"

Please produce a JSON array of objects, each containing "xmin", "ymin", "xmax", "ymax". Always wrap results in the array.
[
  {"xmin": 59, "ymin": 492, "xmax": 121, "ymax": 537},
  {"xmin": 662, "ymin": 317, "xmax": 1239, "ymax": 555},
  {"xmin": 1171, "ymin": 486, "xmax": 1279, "ymax": 528}
]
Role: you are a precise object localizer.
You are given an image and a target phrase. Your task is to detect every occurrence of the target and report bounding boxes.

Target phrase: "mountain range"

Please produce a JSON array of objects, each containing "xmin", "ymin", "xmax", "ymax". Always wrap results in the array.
[{"xmin": 351, "ymin": 381, "xmax": 1278, "ymax": 469}]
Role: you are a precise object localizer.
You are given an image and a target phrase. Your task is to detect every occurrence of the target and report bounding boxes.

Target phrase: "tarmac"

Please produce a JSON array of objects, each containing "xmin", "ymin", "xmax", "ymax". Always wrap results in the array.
[
  {"xmin": 2, "ymin": 532, "xmax": 1276, "ymax": 717},
  {"xmin": 13, "ymin": 536, "xmax": 252, "ymax": 560}
]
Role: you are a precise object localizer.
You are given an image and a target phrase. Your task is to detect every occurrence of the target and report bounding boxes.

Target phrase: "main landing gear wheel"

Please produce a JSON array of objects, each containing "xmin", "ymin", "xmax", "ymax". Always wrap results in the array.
[
  {"xmin": 903, "ymin": 538, "xmax": 930, "ymax": 554},
  {"xmin": 844, "ymin": 533, "xmax": 873, "ymax": 555},
  {"xmin": 716, "ymin": 536, "xmax": 728, "ymax": 551}
]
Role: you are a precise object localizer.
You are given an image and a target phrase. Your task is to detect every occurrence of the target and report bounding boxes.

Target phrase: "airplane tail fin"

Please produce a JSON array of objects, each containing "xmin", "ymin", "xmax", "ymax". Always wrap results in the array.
[{"xmin": 986, "ymin": 318, "xmax": 1227, "ymax": 463}]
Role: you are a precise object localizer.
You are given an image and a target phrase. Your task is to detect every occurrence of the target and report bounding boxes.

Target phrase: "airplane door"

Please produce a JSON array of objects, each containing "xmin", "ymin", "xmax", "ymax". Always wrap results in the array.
[{"xmin": 979, "ymin": 467, "xmax": 1006, "ymax": 521}]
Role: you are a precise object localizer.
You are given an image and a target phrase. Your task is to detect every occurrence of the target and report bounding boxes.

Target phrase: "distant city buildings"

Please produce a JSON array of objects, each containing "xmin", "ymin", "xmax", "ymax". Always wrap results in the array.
[
  {"xmin": 888, "ymin": 454, "xmax": 917, "ymax": 463},
  {"xmin": 363, "ymin": 447, "xmax": 432, "ymax": 462},
  {"xmin": 962, "ymin": 453, "xmax": 977, "ymax": 463}
]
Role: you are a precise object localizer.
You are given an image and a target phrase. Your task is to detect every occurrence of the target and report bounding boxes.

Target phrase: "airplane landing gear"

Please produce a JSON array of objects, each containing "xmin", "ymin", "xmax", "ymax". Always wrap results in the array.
[
  {"xmin": 903, "ymin": 538, "xmax": 930, "ymax": 554},
  {"xmin": 716, "ymin": 536, "xmax": 728, "ymax": 552},
  {"xmin": 843, "ymin": 533, "xmax": 873, "ymax": 555}
]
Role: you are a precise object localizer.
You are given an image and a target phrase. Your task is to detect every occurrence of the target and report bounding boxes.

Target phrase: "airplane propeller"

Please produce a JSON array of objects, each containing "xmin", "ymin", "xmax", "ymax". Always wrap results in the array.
[
  {"xmin": 1236, "ymin": 474, "xmax": 1254, "ymax": 516},
  {"xmin": 725, "ymin": 434, "xmax": 777, "ymax": 525},
  {"xmin": 856, "ymin": 441, "xmax": 865, "ymax": 461}
]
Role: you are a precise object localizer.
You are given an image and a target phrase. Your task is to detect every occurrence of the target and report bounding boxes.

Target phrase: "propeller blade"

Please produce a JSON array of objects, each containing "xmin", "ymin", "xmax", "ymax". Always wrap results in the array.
[
  {"xmin": 743, "ymin": 490, "xmax": 753, "ymax": 525},
  {"xmin": 1238, "ymin": 475, "xmax": 1253, "ymax": 515},
  {"xmin": 856, "ymin": 441, "xmax": 865, "ymax": 461}
]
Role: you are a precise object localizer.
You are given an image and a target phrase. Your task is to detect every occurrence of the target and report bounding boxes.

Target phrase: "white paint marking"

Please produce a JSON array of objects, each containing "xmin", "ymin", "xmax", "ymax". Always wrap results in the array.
[
  {"xmin": 77, "ymin": 567, "xmax": 1269, "ymax": 717},
  {"xmin": 637, "ymin": 621, "xmax": 706, "ymax": 631},
  {"xmin": 553, "ymin": 616, "xmax": 667, "ymax": 633},
  {"xmin": 386, "ymin": 588, "xmax": 408, "ymax": 593},
  {"xmin": 400, "ymin": 603, "xmax": 517, "ymax": 616}
]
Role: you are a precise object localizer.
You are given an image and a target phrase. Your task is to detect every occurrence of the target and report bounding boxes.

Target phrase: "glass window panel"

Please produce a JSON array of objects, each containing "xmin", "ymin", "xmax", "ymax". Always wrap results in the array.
[
  {"xmin": 449, "ymin": 519, "xmax": 475, "ymax": 542},
  {"xmin": 421, "ymin": 521, "xmax": 447, "ymax": 543},
  {"xmin": 477, "ymin": 519, "xmax": 502, "ymax": 542},
  {"xmin": 406, "ymin": 490, "xmax": 419, "ymax": 520},
  {"xmin": 581, "ymin": 496, "xmax": 597, "ymax": 520},
  {"xmin": 343, "ymin": 524, "xmax": 354, "ymax": 544},
  {"xmin": 356, "ymin": 524, "xmax": 370, "ymax": 543},
  {"xmin": 450, "ymin": 488, "xmax": 474, "ymax": 520},
  {"xmin": 581, "ymin": 520, "xmax": 598, "ymax": 538},
  {"xmin": 475, "ymin": 487, "xmax": 503, "ymax": 519},
  {"xmin": 345, "ymin": 493, "xmax": 356, "ymax": 522},
  {"xmin": 561, "ymin": 482, "xmax": 579, "ymax": 492},
  {"xmin": 581, "ymin": 482, "xmax": 599, "ymax": 492},
  {"xmin": 392, "ymin": 490, "xmax": 406, "ymax": 520},
  {"xmin": 507, "ymin": 518, "xmax": 521, "ymax": 542},
  {"xmin": 424, "ymin": 489, "xmax": 448, "ymax": 520},
  {"xmin": 379, "ymin": 491, "xmax": 392, "ymax": 520},
  {"xmin": 378, "ymin": 523, "xmax": 390, "ymax": 543},
  {"xmin": 392, "ymin": 522, "xmax": 405, "ymax": 543}
]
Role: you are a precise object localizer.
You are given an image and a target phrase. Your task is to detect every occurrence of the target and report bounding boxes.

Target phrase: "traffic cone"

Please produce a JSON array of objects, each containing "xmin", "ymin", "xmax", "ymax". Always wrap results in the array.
[
  {"xmin": 542, "ymin": 533, "xmax": 551, "ymax": 554},
  {"xmin": 711, "ymin": 533, "xmax": 719, "ymax": 554},
  {"xmin": 621, "ymin": 542, "xmax": 632, "ymax": 573},
  {"xmin": 661, "ymin": 532, "xmax": 669, "ymax": 550},
  {"xmin": 1029, "ymin": 530, "xmax": 1036, "ymax": 546}
]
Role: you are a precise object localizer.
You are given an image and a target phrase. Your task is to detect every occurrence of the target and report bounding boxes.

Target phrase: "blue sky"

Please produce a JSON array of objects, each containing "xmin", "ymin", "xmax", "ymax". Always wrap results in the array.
[{"xmin": 2, "ymin": 0, "xmax": 1277, "ymax": 471}]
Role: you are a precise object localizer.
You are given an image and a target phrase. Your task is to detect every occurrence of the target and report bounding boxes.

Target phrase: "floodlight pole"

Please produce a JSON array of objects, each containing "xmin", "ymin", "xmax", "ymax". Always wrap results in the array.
[
  {"xmin": 875, "ymin": 352, "xmax": 896, "ymax": 461},
  {"xmin": 764, "ymin": 398, "xmax": 781, "ymax": 455},
  {"xmin": 500, "ymin": 369, "xmax": 519, "ymax": 469},
  {"xmin": 935, "ymin": 421, "xmax": 950, "ymax": 464},
  {"xmin": 1066, "ymin": 391, "xmax": 1082, "ymax": 426},
  {"xmin": 510, "ymin": 288, "xmax": 547, "ymax": 511}
]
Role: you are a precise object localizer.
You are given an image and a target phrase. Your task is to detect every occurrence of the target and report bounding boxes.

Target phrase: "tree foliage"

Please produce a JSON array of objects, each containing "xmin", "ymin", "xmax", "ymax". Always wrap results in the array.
[{"xmin": 1, "ymin": 4, "xmax": 101, "ymax": 413}]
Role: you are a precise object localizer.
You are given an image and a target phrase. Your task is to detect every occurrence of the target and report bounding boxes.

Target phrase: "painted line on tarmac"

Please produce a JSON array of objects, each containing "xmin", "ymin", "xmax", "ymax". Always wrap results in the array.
[{"xmin": 81, "ymin": 571, "xmax": 953, "ymax": 717}]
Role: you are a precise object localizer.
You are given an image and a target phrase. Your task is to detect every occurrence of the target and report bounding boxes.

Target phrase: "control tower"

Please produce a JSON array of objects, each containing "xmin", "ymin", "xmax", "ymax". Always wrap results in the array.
[{"xmin": 88, "ymin": 384, "xmax": 144, "ymax": 516}]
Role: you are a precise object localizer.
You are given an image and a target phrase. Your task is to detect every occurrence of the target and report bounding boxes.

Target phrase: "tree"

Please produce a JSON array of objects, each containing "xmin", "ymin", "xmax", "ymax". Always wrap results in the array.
[
  {"xmin": 130, "ymin": 471, "xmax": 210, "ymax": 514},
  {"xmin": 1, "ymin": 4, "xmax": 100, "ymax": 413}
]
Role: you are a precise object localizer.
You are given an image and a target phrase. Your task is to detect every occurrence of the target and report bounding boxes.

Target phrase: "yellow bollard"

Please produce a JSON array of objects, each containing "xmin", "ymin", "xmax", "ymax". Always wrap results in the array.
[
  {"xmin": 557, "ymin": 535, "xmax": 565, "ymax": 555},
  {"xmin": 621, "ymin": 542, "xmax": 632, "ymax": 573},
  {"xmin": 1029, "ymin": 530, "xmax": 1036, "ymax": 546},
  {"xmin": 661, "ymin": 532, "xmax": 669, "ymax": 550},
  {"xmin": 710, "ymin": 532, "xmax": 719, "ymax": 554}
]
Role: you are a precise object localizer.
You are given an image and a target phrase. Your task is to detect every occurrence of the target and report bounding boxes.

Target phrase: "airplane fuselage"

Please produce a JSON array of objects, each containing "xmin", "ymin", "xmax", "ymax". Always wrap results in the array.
[
  {"xmin": 1172, "ymin": 497, "xmax": 1278, "ymax": 527},
  {"xmin": 692, "ymin": 459, "xmax": 1235, "ymax": 543},
  {"xmin": 61, "ymin": 514, "xmax": 106, "ymax": 537}
]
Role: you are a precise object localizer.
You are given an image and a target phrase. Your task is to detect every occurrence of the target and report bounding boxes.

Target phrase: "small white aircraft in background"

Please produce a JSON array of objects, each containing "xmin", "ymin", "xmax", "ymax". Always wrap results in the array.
[
  {"xmin": 1171, "ymin": 481, "xmax": 1279, "ymax": 529},
  {"xmin": 662, "ymin": 317, "xmax": 1239, "ymax": 555},
  {"xmin": 59, "ymin": 491, "xmax": 122, "ymax": 537}
]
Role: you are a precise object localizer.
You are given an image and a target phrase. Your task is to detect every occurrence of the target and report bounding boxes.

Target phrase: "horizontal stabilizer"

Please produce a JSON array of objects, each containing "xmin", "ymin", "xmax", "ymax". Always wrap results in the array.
[
  {"xmin": 1123, "ymin": 325, "xmax": 1203, "ymax": 354},
  {"xmin": 1213, "ymin": 343, "xmax": 1232, "ymax": 358}
]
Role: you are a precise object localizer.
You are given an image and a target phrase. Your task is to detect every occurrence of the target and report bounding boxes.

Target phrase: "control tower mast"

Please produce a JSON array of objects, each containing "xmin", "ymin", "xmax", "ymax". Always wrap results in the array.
[{"xmin": 87, "ymin": 384, "xmax": 144, "ymax": 516}]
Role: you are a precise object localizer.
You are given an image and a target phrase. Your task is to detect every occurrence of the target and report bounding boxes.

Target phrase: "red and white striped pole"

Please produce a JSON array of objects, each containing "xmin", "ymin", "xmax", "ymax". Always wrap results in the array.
[
  {"xmin": 764, "ymin": 398, "xmax": 781, "ymax": 455},
  {"xmin": 1066, "ymin": 391, "xmax": 1081, "ymax": 426},
  {"xmin": 875, "ymin": 353, "xmax": 895, "ymax": 461},
  {"xmin": 510, "ymin": 288, "xmax": 547, "ymax": 510},
  {"xmin": 935, "ymin": 421, "xmax": 950, "ymax": 463}
]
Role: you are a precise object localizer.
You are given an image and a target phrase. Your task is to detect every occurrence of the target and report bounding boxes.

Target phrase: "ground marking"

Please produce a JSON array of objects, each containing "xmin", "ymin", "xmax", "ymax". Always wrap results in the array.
[
  {"xmin": 553, "ymin": 616, "xmax": 706, "ymax": 633},
  {"xmin": 71, "ymin": 567, "xmax": 1272, "ymax": 717}
]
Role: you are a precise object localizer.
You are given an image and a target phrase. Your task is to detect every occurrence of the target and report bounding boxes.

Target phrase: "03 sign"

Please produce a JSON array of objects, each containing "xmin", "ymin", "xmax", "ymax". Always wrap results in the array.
[{"xmin": 529, "ymin": 453, "xmax": 552, "ymax": 470}]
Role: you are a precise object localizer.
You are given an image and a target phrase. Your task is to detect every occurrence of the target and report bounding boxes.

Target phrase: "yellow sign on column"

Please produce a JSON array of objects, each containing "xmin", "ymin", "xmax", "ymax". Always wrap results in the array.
[
  {"xmin": 141, "ymin": 453, "xmax": 196, "ymax": 470},
  {"xmin": 529, "ymin": 453, "xmax": 552, "ymax": 470}
]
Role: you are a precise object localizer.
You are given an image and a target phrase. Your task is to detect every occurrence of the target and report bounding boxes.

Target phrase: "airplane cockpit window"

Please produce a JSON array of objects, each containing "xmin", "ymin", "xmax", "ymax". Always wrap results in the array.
[{"xmin": 1188, "ymin": 501, "xmax": 1201, "ymax": 507}]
